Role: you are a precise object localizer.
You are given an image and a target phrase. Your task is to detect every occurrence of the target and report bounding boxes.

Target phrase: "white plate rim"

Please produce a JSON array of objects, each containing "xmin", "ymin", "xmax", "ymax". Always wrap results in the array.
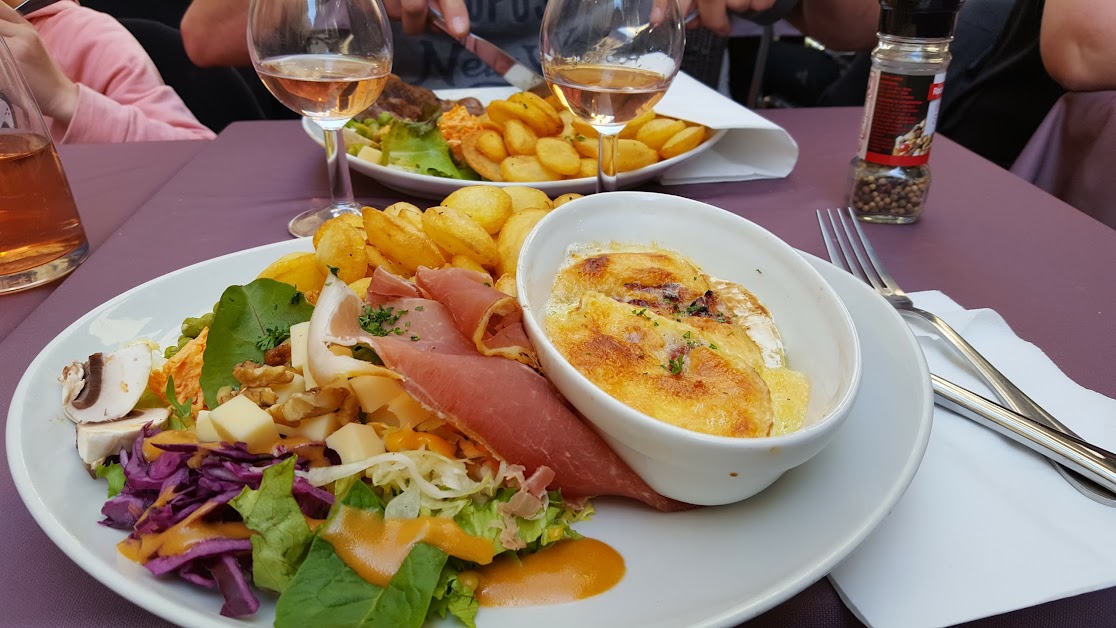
[
  {"xmin": 6, "ymin": 240, "xmax": 933, "ymax": 628},
  {"xmin": 299, "ymin": 85, "xmax": 729, "ymax": 200}
]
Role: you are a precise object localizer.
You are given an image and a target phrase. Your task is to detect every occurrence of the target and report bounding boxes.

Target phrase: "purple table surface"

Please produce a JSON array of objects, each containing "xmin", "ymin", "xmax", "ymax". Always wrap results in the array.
[
  {"xmin": 0, "ymin": 140, "xmax": 208, "ymax": 343},
  {"xmin": 1, "ymin": 110, "xmax": 1114, "ymax": 627}
]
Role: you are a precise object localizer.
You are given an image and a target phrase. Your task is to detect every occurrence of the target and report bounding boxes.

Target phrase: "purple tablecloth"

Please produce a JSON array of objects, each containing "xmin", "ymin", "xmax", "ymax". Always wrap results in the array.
[
  {"xmin": 1, "ymin": 111, "xmax": 1114, "ymax": 627},
  {"xmin": 0, "ymin": 140, "xmax": 207, "ymax": 343}
]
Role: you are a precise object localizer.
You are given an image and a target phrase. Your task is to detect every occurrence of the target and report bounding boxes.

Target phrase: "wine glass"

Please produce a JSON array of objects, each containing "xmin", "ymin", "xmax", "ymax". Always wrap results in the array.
[
  {"xmin": 540, "ymin": 0, "xmax": 685, "ymax": 193},
  {"xmin": 248, "ymin": 0, "xmax": 393, "ymax": 237}
]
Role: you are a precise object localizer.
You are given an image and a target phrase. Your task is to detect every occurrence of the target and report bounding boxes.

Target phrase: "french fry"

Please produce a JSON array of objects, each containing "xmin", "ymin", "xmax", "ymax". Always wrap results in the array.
[
  {"xmin": 441, "ymin": 185, "xmax": 513, "ymax": 234},
  {"xmin": 362, "ymin": 208, "xmax": 446, "ymax": 274},
  {"xmin": 421, "ymin": 205, "xmax": 500, "ymax": 268}
]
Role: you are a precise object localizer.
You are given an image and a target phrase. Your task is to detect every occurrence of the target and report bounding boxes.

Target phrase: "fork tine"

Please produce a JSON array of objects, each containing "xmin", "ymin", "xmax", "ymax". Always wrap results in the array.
[
  {"xmin": 823, "ymin": 208, "xmax": 874, "ymax": 286},
  {"xmin": 833, "ymin": 208, "xmax": 886, "ymax": 293},
  {"xmin": 838, "ymin": 207, "xmax": 902, "ymax": 293},
  {"xmin": 816, "ymin": 209, "xmax": 844, "ymax": 270}
]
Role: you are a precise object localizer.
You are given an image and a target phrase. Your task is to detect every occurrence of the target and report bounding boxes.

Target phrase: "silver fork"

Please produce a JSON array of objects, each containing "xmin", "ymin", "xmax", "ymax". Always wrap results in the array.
[{"xmin": 818, "ymin": 207, "xmax": 1116, "ymax": 506}]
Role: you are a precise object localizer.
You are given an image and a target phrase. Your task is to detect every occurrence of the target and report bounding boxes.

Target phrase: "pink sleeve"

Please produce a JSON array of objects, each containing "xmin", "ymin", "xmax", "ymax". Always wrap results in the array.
[{"xmin": 38, "ymin": 6, "xmax": 217, "ymax": 143}]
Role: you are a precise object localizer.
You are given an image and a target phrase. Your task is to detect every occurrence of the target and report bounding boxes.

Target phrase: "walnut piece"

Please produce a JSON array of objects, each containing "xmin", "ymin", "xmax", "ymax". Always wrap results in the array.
[
  {"xmin": 269, "ymin": 387, "xmax": 349, "ymax": 423},
  {"xmin": 233, "ymin": 361, "xmax": 295, "ymax": 388}
]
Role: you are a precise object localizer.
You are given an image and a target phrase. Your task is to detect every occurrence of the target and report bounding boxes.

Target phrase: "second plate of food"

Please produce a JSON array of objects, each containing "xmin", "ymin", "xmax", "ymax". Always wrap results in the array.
[{"xmin": 301, "ymin": 86, "xmax": 727, "ymax": 200}]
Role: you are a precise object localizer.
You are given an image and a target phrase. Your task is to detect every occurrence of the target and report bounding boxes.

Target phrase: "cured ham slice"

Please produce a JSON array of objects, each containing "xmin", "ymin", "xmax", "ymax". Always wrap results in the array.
[
  {"xmin": 312, "ymin": 275, "xmax": 689, "ymax": 512},
  {"xmin": 366, "ymin": 337, "xmax": 688, "ymax": 512},
  {"xmin": 413, "ymin": 267, "xmax": 537, "ymax": 367}
]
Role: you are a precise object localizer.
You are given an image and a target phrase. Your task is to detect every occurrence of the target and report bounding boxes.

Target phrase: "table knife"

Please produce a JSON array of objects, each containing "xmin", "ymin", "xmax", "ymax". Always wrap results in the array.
[
  {"xmin": 932, "ymin": 374, "xmax": 1116, "ymax": 495},
  {"xmin": 427, "ymin": 7, "xmax": 551, "ymax": 97},
  {"xmin": 15, "ymin": 0, "xmax": 62, "ymax": 15}
]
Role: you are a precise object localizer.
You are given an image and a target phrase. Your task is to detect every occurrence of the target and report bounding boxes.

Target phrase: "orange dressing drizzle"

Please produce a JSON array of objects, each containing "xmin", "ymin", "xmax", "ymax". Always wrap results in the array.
[
  {"xmin": 472, "ymin": 538, "xmax": 625, "ymax": 607},
  {"xmin": 118, "ymin": 500, "xmax": 252, "ymax": 564},
  {"xmin": 320, "ymin": 507, "xmax": 496, "ymax": 587}
]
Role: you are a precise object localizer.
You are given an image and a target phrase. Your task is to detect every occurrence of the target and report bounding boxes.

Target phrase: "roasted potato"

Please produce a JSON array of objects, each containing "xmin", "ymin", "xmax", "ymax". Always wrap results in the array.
[
  {"xmin": 441, "ymin": 185, "xmax": 513, "ymax": 234},
  {"xmin": 312, "ymin": 214, "xmax": 365, "ymax": 249},
  {"xmin": 494, "ymin": 273, "xmax": 518, "ymax": 297},
  {"xmin": 421, "ymin": 205, "xmax": 500, "ymax": 268},
  {"xmin": 636, "ymin": 118, "xmax": 687, "ymax": 151},
  {"xmin": 660, "ymin": 125, "xmax": 707, "ymax": 159},
  {"xmin": 577, "ymin": 158, "xmax": 597, "ymax": 178},
  {"xmin": 496, "ymin": 208, "xmax": 548, "ymax": 276},
  {"xmin": 348, "ymin": 276, "xmax": 372, "ymax": 298},
  {"xmin": 257, "ymin": 252, "xmax": 327, "ymax": 294},
  {"xmin": 500, "ymin": 155, "xmax": 563, "ymax": 183},
  {"xmin": 314, "ymin": 219, "xmax": 368, "ymax": 283},
  {"xmin": 362, "ymin": 208, "xmax": 447, "ymax": 273},
  {"xmin": 617, "ymin": 139, "xmax": 659, "ymax": 172},
  {"xmin": 552, "ymin": 192, "xmax": 583, "ymax": 208},
  {"xmin": 449, "ymin": 254, "xmax": 491, "ymax": 278},
  {"xmin": 383, "ymin": 202, "xmax": 424, "ymax": 230},
  {"xmin": 535, "ymin": 137, "xmax": 580, "ymax": 176},
  {"xmin": 365, "ymin": 244, "xmax": 409, "ymax": 277},
  {"xmin": 475, "ymin": 129, "xmax": 509, "ymax": 162},
  {"xmin": 618, "ymin": 110, "xmax": 656, "ymax": 140},
  {"xmin": 503, "ymin": 186, "xmax": 553, "ymax": 212},
  {"xmin": 461, "ymin": 130, "xmax": 505, "ymax": 182},
  {"xmin": 503, "ymin": 119, "xmax": 538, "ymax": 156},
  {"xmin": 571, "ymin": 133, "xmax": 599, "ymax": 159},
  {"xmin": 507, "ymin": 92, "xmax": 563, "ymax": 136}
]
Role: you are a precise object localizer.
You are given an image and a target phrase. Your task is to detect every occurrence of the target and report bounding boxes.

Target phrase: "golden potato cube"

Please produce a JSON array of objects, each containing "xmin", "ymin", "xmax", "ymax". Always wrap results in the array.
[
  {"xmin": 421, "ymin": 205, "xmax": 500, "ymax": 268},
  {"xmin": 257, "ymin": 252, "xmax": 327, "ymax": 294},
  {"xmin": 362, "ymin": 208, "xmax": 446, "ymax": 274},
  {"xmin": 314, "ymin": 220, "xmax": 368, "ymax": 283},
  {"xmin": 496, "ymin": 208, "xmax": 548, "ymax": 276}
]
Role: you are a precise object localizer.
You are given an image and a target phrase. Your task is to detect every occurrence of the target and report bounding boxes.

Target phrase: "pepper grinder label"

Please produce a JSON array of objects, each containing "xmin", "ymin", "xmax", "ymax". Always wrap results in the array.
[{"xmin": 856, "ymin": 69, "xmax": 946, "ymax": 166}]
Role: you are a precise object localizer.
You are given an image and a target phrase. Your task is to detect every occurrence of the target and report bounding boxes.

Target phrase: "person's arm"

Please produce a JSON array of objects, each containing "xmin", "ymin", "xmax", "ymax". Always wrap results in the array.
[
  {"xmin": 180, "ymin": 0, "xmax": 251, "ymax": 67},
  {"xmin": 786, "ymin": 0, "xmax": 879, "ymax": 52},
  {"xmin": 1040, "ymin": 0, "xmax": 1116, "ymax": 91}
]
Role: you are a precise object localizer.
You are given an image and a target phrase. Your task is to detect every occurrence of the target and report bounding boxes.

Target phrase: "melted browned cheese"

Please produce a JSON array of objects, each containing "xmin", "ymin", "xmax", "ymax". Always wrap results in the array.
[{"xmin": 546, "ymin": 248, "xmax": 810, "ymax": 438}]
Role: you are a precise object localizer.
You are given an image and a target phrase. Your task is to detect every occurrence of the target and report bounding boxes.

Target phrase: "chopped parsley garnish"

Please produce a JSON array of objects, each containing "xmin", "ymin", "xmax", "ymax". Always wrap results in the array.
[
  {"xmin": 632, "ymin": 308, "xmax": 651, "ymax": 320},
  {"xmin": 683, "ymin": 331, "xmax": 692, "ymax": 339},
  {"xmin": 255, "ymin": 325, "xmax": 290, "ymax": 351},
  {"xmin": 709, "ymin": 342, "xmax": 719, "ymax": 350},
  {"xmin": 661, "ymin": 354, "xmax": 686, "ymax": 376},
  {"xmin": 414, "ymin": 306, "xmax": 424, "ymax": 311},
  {"xmin": 359, "ymin": 305, "xmax": 408, "ymax": 336},
  {"xmin": 410, "ymin": 335, "xmax": 421, "ymax": 341}
]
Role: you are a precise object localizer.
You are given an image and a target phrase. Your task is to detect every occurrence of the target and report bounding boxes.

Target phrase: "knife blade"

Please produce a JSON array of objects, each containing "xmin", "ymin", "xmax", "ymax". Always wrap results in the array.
[
  {"xmin": 15, "ymin": 0, "xmax": 62, "ymax": 15},
  {"xmin": 426, "ymin": 7, "xmax": 552, "ymax": 97},
  {"xmin": 932, "ymin": 374, "xmax": 1116, "ymax": 496}
]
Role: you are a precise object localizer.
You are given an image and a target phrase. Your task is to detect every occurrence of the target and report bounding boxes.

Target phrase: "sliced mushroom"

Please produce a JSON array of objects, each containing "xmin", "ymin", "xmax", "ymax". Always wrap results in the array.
[
  {"xmin": 62, "ymin": 345, "xmax": 153, "ymax": 424},
  {"xmin": 75, "ymin": 407, "xmax": 170, "ymax": 471}
]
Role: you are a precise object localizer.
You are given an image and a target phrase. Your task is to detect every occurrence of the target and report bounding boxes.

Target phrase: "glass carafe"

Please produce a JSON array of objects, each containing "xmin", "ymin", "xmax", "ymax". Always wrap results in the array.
[{"xmin": 0, "ymin": 37, "xmax": 88, "ymax": 294}]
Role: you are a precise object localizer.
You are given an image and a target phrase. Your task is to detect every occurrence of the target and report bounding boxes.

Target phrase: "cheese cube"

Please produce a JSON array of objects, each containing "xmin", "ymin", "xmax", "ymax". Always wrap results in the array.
[
  {"xmin": 272, "ymin": 374, "xmax": 306, "ymax": 406},
  {"xmin": 387, "ymin": 391, "xmax": 435, "ymax": 428},
  {"xmin": 356, "ymin": 146, "xmax": 383, "ymax": 165},
  {"xmin": 349, "ymin": 376, "xmax": 404, "ymax": 413},
  {"xmin": 195, "ymin": 410, "xmax": 220, "ymax": 442},
  {"xmin": 208, "ymin": 395, "xmax": 280, "ymax": 452},
  {"xmin": 290, "ymin": 322, "xmax": 311, "ymax": 376},
  {"xmin": 292, "ymin": 412, "xmax": 341, "ymax": 441},
  {"xmin": 326, "ymin": 422, "xmax": 385, "ymax": 464}
]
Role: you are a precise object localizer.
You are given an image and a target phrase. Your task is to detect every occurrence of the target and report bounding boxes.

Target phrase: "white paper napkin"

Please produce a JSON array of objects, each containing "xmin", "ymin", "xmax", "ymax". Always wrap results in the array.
[
  {"xmin": 654, "ymin": 72, "xmax": 799, "ymax": 185},
  {"xmin": 829, "ymin": 291, "xmax": 1116, "ymax": 628}
]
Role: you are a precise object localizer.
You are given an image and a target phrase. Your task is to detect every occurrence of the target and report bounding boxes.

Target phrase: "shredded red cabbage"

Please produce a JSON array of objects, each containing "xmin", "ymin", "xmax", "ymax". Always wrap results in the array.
[{"xmin": 99, "ymin": 425, "xmax": 333, "ymax": 617}]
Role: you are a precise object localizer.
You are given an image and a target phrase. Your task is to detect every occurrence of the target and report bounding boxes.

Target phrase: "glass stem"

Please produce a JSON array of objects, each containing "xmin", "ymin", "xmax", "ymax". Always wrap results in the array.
[
  {"xmin": 323, "ymin": 126, "xmax": 355, "ymax": 209},
  {"xmin": 597, "ymin": 131, "xmax": 620, "ymax": 193}
]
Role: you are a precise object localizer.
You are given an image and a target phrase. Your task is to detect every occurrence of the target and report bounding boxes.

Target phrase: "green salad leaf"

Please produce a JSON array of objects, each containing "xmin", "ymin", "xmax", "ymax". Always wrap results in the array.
[
  {"xmin": 199, "ymin": 278, "xmax": 313, "ymax": 408},
  {"xmin": 229, "ymin": 457, "xmax": 313, "ymax": 594},
  {"xmin": 95, "ymin": 461, "xmax": 125, "ymax": 498},
  {"xmin": 454, "ymin": 488, "xmax": 590, "ymax": 554},
  {"xmin": 276, "ymin": 481, "xmax": 450, "ymax": 628},
  {"xmin": 429, "ymin": 564, "xmax": 479, "ymax": 628},
  {"xmin": 380, "ymin": 119, "xmax": 478, "ymax": 181}
]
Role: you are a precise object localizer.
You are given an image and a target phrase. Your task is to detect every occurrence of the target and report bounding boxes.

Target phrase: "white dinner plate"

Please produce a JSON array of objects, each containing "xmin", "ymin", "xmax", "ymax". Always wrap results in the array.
[
  {"xmin": 7, "ymin": 239, "xmax": 932, "ymax": 628},
  {"xmin": 300, "ymin": 86, "xmax": 728, "ymax": 200}
]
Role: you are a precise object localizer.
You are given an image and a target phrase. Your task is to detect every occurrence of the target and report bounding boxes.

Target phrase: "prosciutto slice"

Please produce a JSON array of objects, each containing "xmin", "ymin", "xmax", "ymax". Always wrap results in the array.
[
  {"xmin": 414, "ymin": 267, "xmax": 537, "ymax": 367},
  {"xmin": 315, "ymin": 275, "xmax": 689, "ymax": 512}
]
